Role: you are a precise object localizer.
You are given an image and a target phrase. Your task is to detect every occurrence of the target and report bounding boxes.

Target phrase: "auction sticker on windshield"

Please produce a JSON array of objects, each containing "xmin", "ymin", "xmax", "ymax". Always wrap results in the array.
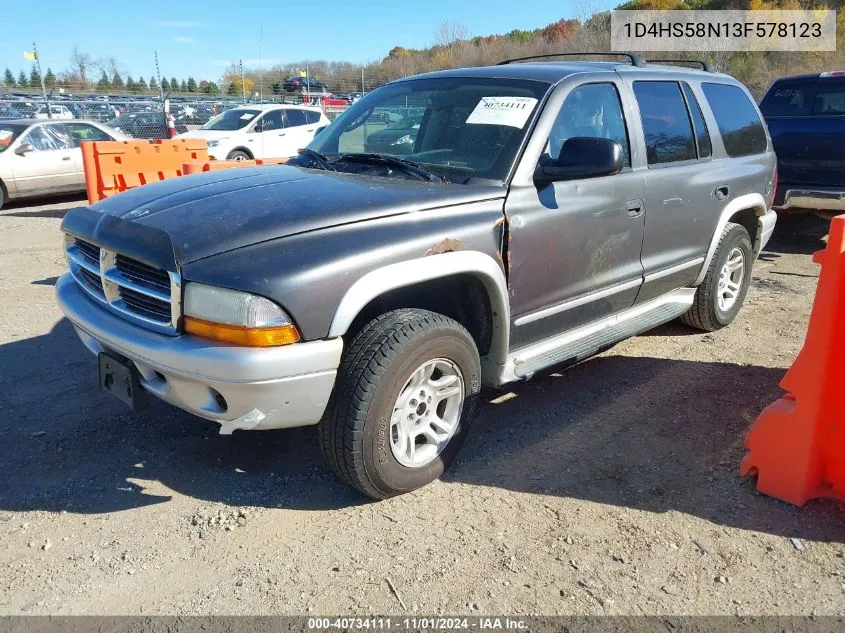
[{"xmin": 466, "ymin": 97, "xmax": 538, "ymax": 128}]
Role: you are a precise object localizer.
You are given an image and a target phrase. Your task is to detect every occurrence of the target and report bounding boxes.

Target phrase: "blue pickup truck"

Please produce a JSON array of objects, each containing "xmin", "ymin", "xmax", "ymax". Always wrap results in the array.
[{"xmin": 760, "ymin": 71, "xmax": 845, "ymax": 219}]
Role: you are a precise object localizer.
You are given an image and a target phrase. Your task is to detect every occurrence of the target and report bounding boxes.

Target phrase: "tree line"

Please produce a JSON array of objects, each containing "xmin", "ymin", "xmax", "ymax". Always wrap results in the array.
[{"xmin": 3, "ymin": 2, "xmax": 844, "ymax": 100}]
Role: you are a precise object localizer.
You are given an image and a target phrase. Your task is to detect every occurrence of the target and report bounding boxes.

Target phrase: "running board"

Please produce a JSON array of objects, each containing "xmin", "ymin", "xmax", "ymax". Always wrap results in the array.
[{"xmin": 504, "ymin": 288, "xmax": 696, "ymax": 381}]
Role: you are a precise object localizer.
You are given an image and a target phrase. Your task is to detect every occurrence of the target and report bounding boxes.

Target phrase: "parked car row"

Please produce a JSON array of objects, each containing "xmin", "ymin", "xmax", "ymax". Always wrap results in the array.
[{"xmin": 177, "ymin": 104, "xmax": 330, "ymax": 160}]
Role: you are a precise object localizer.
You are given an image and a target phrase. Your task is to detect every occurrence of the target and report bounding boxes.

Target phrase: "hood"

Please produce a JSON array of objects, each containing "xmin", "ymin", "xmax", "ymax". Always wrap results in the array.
[{"xmin": 61, "ymin": 165, "xmax": 504, "ymax": 267}]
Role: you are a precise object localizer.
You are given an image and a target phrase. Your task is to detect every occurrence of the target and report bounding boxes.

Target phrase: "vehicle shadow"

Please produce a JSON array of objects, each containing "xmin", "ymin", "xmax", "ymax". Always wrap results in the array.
[
  {"xmin": 0, "ymin": 319, "xmax": 841, "ymax": 541},
  {"xmin": 0, "ymin": 193, "xmax": 87, "ymax": 219},
  {"xmin": 761, "ymin": 214, "xmax": 829, "ymax": 257}
]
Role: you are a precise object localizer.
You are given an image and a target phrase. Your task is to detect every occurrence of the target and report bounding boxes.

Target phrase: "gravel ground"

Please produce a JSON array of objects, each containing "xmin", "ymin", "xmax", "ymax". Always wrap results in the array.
[{"xmin": 0, "ymin": 194, "xmax": 842, "ymax": 616}]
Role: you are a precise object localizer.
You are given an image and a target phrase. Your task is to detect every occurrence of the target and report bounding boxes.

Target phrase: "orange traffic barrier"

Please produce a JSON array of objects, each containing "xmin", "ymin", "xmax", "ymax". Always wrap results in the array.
[
  {"xmin": 740, "ymin": 215, "xmax": 845, "ymax": 506},
  {"xmin": 182, "ymin": 157, "xmax": 288, "ymax": 175},
  {"xmin": 81, "ymin": 139, "xmax": 209, "ymax": 204}
]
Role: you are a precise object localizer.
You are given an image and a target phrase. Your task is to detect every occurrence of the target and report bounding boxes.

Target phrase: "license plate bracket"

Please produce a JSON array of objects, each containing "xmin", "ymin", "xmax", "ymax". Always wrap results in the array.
[{"xmin": 98, "ymin": 352, "xmax": 148, "ymax": 410}]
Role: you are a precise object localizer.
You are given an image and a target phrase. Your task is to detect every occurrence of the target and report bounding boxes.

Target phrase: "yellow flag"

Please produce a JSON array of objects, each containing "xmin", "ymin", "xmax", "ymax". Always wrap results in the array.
[
  {"xmin": 298, "ymin": 70, "xmax": 307, "ymax": 77},
  {"xmin": 23, "ymin": 51, "xmax": 37, "ymax": 61}
]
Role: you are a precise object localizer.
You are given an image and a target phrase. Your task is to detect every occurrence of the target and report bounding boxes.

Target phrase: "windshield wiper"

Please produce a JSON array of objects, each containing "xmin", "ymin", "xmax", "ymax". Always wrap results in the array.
[
  {"xmin": 338, "ymin": 153, "xmax": 442, "ymax": 182},
  {"xmin": 297, "ymin": 148, "xmax": 336, "ymax": 171}
]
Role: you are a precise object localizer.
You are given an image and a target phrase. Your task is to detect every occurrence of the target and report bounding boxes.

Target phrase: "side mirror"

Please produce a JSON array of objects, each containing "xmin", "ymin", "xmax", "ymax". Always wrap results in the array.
[
  {"xmin": 15, "ymin": 143, "xmax": 34, "ymax": 156},
  {"xmin": 535, "ymin": 137, "xmax": 623, "ymax": 183}
]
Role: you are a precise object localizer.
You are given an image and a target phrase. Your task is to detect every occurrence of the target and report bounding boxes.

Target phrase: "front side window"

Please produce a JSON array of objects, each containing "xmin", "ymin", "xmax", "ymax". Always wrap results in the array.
[
  {"xmin": 307, "ymin": 76, "xmax": 549, "ymax": 183},
  {"xmin": 633, "ymin": 81, "xmax": 696, "ymax": 165},
  {"xmin": 702, "ymin": 83, "xmax": 767, "ymax": 157},
  {"xmin": 201, "ymin": 109, "xmax": 261, "ymax": 131},
  {"xmin": 681, "ymin": 83, "xmax": 711, "ymax": 159},
  {"xmin": 546, "ymin": 82, "xmax": 630, "ymax": 167},
  {"xmin": 258, "ymin": 110, "xmax": 283, "ymax": 132},
  {"xmin": 22, "ymin": 124, "xmax": 72, "ymax": 151},
  {"xmin": 304, "ymin": 110, "xmax": 321, "ymax": 124}
]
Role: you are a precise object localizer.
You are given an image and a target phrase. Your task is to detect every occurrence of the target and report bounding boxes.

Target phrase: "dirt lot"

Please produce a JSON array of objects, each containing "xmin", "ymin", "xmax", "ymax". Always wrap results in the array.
[{"xmin": 0, "ymin": 194, "xmax": 842, "ymax": 616}]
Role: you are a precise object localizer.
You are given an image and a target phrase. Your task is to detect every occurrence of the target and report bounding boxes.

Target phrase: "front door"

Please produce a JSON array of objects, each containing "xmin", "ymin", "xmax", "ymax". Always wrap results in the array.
[
  {"xmin": 506, "ymin": 81, "xmax": 646, "ymax": 350},
  {"xmin": 256, "ymin": 109, "xmax": 285, "ymax": 158},
  {"xmin": 11, "ymin": 123, "xmax": 77, "ymax": 196}
]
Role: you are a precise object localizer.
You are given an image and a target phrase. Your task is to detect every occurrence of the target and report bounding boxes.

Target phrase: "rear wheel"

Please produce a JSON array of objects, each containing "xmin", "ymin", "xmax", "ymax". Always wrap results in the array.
[
  {"xmin": 318, "ymin": 309, "xmax": 481, "ymax": 499},
  {"xmin": 681, "ymin": 222, "xmax": 753, "ymax": 331},
  {"xmin": 226, "ymin": 150, "xmax": 251, "ymax": 161}
]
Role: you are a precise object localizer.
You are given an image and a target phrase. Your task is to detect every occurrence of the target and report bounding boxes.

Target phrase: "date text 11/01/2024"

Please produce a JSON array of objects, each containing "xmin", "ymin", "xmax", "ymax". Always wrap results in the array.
[
  {"xmin": 623, "ymin": 21, "xmax": 823, "ymax": 39},
  {"xmin": 307, "ymin": 617, "xmax": 529, "ymax": 630}
]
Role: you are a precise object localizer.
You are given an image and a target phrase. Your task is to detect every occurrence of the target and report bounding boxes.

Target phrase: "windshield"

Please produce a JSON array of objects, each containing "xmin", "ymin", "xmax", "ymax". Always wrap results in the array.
[
  {"xmin": 305, "ymin": 77, "xmax": 549, "ymax": 183},
  {"xmin": 0, "ymin": 124, "xmax": 27, "ymax": 153},
  {"xmin": 200, "ymin": 109, "xmax": 261, "ymax": 131}
]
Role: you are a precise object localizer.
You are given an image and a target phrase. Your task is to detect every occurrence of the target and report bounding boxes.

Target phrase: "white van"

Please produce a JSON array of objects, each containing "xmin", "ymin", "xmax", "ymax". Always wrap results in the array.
[{"xmin": 177, "ymin": 104, "xmax": 330, "ymax": 161}]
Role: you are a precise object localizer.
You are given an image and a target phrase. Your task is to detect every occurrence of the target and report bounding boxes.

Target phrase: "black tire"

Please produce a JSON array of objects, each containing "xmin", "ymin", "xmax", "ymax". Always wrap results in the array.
[
  {"xmin": 0, "ymin": 180, "xmax": 6, "ymax": 211},
  {"xmin": 681, "ymin": 222, "xmax": 753, "ymax": 331},
  {"xmin": 318, "ymin": 309, "xmax": 481, "ymax": 499},
  {"xmin": 226, "ymin": 150, "xmax": 251, "ymax": 161}
]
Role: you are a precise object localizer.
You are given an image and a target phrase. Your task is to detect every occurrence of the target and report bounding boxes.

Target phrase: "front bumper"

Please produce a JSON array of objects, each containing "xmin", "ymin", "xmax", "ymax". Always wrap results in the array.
[{"xmin": 56, "ymin": 273, "xmax": 342, "ymax": 432}]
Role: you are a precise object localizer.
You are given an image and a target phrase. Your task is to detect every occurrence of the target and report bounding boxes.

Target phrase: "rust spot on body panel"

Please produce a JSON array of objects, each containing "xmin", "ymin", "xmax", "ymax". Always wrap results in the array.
[{"xmin": 425, "ymin": 237, "xmax": 465, "ymax": 256}]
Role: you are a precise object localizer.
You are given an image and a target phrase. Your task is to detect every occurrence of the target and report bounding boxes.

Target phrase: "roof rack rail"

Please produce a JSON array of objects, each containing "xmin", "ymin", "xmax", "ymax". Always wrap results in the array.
[
  {"xmin": 496, "ymin": 52, "xmax": 647, "ymax": 68},
  {"xmin": 647, "ymin": 59, "xmax": 713, "ymax": 72}
]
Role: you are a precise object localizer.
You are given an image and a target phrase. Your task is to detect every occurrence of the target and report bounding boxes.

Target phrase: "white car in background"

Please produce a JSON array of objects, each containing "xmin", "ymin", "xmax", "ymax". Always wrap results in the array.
[
  {"xmin": 176, "ymin": 104, "xmax": 330, "ymax": 161},
  {"xmin": 0, "ymin": 119, "xmax": 128, "ymax": 209},
  {"xmin": 34, "ymin": 105, "xmax": 75, "ymax": 120}
]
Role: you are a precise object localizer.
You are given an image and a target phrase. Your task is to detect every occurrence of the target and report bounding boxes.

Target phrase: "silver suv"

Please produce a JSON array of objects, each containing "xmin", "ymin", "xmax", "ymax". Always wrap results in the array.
[{"xmin": 56, "ymin": 53, "xmax": 777, "ymax": 498}]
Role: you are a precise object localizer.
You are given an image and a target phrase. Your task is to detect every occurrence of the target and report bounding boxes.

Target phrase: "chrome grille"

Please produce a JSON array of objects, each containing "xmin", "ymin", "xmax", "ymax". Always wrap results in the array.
[{"xmin": 64, "ymin": 235, "xmax": 181, "ymax": 335}]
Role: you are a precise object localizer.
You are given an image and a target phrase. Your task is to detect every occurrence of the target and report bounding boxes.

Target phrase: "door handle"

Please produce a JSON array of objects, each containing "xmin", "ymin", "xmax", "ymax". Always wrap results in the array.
[
  {"xmin": 714, "ymin": 185, "xmax": 730, "ymax": 200},
  {"xmin": 626, "ymin": 199, "xmax": 644, "ymax": 217},
  {"xmin": 62, "ymin": 156, "xmax": 72, "ymax": 161},
  {"xmin": 278, "ymin": 133, "xmax": 286, "ymax": 136}
]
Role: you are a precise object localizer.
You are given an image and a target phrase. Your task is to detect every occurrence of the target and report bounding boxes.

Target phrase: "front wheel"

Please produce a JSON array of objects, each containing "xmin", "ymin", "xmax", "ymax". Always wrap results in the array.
[
  {"xmin": 681, "ymin": 222, "xmax": 753, "ymax": 331},
  {"xmin": 318, "ymin": 309, "xmax": 481, "ymax": 499}
]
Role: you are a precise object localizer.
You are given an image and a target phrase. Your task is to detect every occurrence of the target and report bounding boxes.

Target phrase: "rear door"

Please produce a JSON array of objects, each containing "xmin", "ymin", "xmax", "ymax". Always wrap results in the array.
[
  {"xmin": 12, "ymin": 123, "xmax": 78, "ymax": 195},
  {"xmin": 66, "ymin": 122, "xmax": 116, "ymax": 185},
  {"xmin": 281, "ymin": 109, "xmax": 316, "ymax": 154},
  {"xmin": 628, "ymin": 80, "xmax": 724, "ymax": 303}
]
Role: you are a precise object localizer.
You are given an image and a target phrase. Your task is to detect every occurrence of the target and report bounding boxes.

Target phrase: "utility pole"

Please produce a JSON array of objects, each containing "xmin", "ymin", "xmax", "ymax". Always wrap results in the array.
[
  {"xmin": 240, "ymin": 59, "xmax": 246, "ymax": 103},
  {"xmin": 361, "ymin": 68, "xmax": 365, "ymax": 96},
  {"xmin": 154, "ymin": 50, "xmax": 163, "ymax": 102},
  {"xmin": 31, "ymin": 42, "xmax": 49, "ymax": 117},
  {"xmin": 258, "ymin": 25, "xmax": 263, "ymax": 103}
]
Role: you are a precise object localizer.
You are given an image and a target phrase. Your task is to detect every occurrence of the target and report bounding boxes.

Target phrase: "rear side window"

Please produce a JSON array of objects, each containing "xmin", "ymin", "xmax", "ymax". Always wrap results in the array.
[
  {"xmin": 702, "ymin": 83, "xmax": 768, "ymax": 157},
  {"xmin": 304, "ymin": 110, "xmax": 321, "ymax": 124},
  {"xmin": 760, "ymin": 80, "xmax": 816, "ymax": 116},
  {"xmin": 633, "ymin": 81, "xmax": 696, "ymax": 165},
  {"xmin": 681, "ymin": 83, "xmax": 711, "ymax": 159},
  {"xmin": 285, "ymin": 109, "xmax": 308, "ymax": 127},
  {"xmin": 814, "ymin": 78, "xmax": 845, "ymax": 114}
]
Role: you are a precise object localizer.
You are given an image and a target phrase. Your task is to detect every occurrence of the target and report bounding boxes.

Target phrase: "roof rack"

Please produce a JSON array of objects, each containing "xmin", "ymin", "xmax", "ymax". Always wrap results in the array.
[
  {"xmin": 496, "ymin": 52, "xmax": 647, "ymax": 68},
  {"xmin": 647, "ymin": 59, "xmax": 713, "ymax": 72}
]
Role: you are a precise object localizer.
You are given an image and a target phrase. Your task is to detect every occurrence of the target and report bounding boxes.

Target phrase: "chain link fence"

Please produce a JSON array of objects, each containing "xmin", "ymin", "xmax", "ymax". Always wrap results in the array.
[{"xmin": 0, "ymin": 94, "xmax": 350, "ymax": 140}]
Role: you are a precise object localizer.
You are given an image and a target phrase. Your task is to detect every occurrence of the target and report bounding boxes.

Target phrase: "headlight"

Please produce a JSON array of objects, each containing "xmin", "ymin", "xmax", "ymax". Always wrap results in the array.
[
  {"xmin": 183, "ymin": 283, "xmax": 300, "ymax": 347},
  {"xmin": 207, "ymin": 139, "xmax": 223, "ymax": 148}
]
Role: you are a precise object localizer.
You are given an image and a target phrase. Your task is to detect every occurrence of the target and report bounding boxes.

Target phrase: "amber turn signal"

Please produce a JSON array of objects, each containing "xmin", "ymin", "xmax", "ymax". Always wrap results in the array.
[{"xmin": 184, "ymin": 316, "xmax": 301, "ymax": 347}]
